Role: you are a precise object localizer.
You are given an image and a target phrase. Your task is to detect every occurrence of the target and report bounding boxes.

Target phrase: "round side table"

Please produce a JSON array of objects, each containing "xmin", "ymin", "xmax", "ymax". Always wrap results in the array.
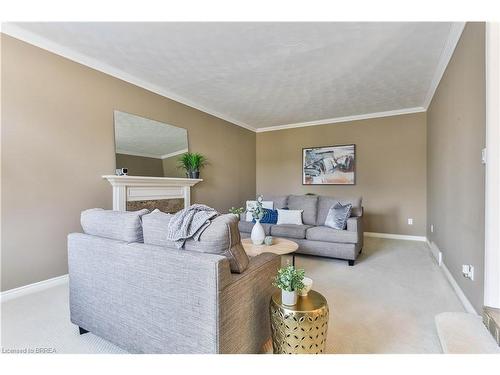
[
  {"xmin": 241, "ymin": 237, "xmax": 299, "ymax": 265},
  {"xmin": 269, "ymin": 290, "xmax": 329, "ymax": 354}
]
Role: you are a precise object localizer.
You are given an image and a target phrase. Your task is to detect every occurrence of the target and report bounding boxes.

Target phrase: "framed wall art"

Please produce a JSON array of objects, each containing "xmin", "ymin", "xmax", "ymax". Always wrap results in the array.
[{"xmin": 302, "ymin": 144, "xmax": 355, "ymax": 185}]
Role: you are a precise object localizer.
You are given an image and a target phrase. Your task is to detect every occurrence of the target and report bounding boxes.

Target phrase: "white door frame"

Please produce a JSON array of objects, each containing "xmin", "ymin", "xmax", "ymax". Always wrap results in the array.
[{"xmin": 484, "ymin": 22, "xmax": 500, "ymax": 309}]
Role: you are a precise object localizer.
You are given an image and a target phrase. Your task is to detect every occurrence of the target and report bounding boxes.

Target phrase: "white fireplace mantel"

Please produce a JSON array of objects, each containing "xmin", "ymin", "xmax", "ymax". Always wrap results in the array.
[{"xmin": 102, "ymin": 175, "xmax": 203, "ymax": 211}]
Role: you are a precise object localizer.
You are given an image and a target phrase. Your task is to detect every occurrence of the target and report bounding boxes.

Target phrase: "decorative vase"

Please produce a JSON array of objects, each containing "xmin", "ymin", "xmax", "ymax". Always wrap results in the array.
[
  {"xmin": 281, "ymin": 290, "xmax": 298, "ymax": 306},
  {"xmin": 251, "ymin": 220, "xmax": 265, "ymax": 245},
  {"xmin": 264, "ymin": 236, "xmax": 273, "ymax": 246}
]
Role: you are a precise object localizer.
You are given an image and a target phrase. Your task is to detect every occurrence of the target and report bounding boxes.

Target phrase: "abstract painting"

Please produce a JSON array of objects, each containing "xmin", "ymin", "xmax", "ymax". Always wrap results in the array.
[{"xmin": 302, "ymin": 144, "xmax": 355, "ymax": 185}]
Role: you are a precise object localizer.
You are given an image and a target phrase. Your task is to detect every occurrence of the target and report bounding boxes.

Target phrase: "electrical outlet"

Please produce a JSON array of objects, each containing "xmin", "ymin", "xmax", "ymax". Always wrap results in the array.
[
  {"xmin": 462, "ymin": 265, "xmax": 474, "ymax": 281},
  {"xmin": 408, "ymin": 218, "xmax": 413, "ymax": 225},
  {"xmin": 430, "ymin": 224, "xmax": 434, "ymax": 233}
]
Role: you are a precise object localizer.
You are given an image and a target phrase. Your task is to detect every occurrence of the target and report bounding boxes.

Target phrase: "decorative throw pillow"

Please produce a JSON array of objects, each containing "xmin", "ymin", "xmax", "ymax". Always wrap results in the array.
[
  {"xmin": 276, "ymin": 209, "xmax": 303, "ymax": 225},
  {"xmin": 325, "ymin": 202, "xmax": 352, "ymax": 230},
  {"xmin": 245, "ymin": 200, "xmax": 273, "ymax": 222},
  {"xmin": 252, "ymin": 208, "xmax": 278, "ymax": 224}
]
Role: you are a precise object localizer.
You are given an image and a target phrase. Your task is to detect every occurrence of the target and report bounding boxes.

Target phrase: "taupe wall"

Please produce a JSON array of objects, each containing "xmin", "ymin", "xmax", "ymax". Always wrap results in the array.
[
  {"xmin": 256, "ymin": 112, "xmax": 427, "ymax": 236},
  {"xmin": 427, "ymin": 22, "xmax": 486, "ymax": 313},
  {"xmin": 1, "ymin": 35, "xmax": 256, "ymax": 291},
  {"xmin": 116, "ymin": 153, "xmax": 163, "ymax": 177}
]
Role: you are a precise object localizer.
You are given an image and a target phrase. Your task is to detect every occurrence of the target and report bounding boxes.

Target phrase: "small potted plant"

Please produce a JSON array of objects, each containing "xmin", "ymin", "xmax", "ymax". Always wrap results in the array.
[
  {"xmin": 228, "ymin": 207, "xmax": 244, "ymax": 220},
  {"xmin": 249, "ymin": 195, "xmax": 265, "ymax": 245},
  {"xmin": 273, "ymin": 264, "xmax": 305, "ymax": 306},
  {"xmin": 177, "ymin": 152, "xmax": 207, "ymax": 179}
]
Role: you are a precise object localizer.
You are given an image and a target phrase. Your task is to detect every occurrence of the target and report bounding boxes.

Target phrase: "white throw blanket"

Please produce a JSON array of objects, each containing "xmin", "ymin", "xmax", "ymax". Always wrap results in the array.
[{"xmin": 166, "ymin": 204, "xmax": 219, "ymax": 248}]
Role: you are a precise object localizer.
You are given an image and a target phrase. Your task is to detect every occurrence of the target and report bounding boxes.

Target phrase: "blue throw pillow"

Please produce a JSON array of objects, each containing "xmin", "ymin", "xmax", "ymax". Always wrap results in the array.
[
  {"xmin": 252, "ymin": 208, "xmax": 278, "ymax": 224},
  {"xmin": 325, "ymin": 202, "xmax": 352, "ymax": 230}
]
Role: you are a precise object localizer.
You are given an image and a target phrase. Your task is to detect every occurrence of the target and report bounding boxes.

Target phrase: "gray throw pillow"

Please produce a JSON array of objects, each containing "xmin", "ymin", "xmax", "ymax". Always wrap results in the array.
[{"xmin": 325, "ymin": 202, "xmax": 352, "ymax": 230}]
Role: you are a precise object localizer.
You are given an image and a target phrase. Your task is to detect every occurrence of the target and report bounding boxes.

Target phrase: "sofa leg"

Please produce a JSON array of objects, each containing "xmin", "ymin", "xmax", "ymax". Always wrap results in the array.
[
  {"xmin": 79, "ymin": 326, "xmax": 89, "ymax": 335},
  {"xmin": 348, "ymin": 260, "xmax": 355, "ymax": 266}
]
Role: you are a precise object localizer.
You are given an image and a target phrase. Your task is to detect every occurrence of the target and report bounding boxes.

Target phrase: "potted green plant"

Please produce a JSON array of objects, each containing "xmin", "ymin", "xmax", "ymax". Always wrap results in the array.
[
  {"xmin": 228, "ymin": 207, "xmax": 244, "ymax": 220},
  {"xmin": 273, "ymin": 265, "xmax": 305, "ymax": 306},
  {"xmin": 249, "ymin": 195, "xmax": 265, "ymax": 245},
  {"xmin": 177, "ymin": 152, "xmax": 207, "ymax": 179}
]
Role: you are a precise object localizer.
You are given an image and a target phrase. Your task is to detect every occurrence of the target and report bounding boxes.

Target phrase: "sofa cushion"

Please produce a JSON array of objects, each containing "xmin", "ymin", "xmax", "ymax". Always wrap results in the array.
[
  {"xmin": 143, "ymin": 211, "xmax": 249, "ymax": 273},
  {"xmin": 287, "ymin": 195, "xmax": 318, "ymax": 225},
  {"xmin": 317, "ymin": 196, "xmax": 362, "ymax": 225},
  {"xmin": 252, "ymin": 208, "xmax": 278, "ymax": 224},
  {"xmin": 142, "ymin": 209, "xmax": 173, "ymax": 244},
  {"xmin": 325, "ymin": 202, "xmax": 352, "ymax": 230},
  {"xmin": 81, "ymin": 208, "xmax": 149, "ymax": 243},
  {"xmin": 276, "ymin": 209, "xmax": 303, "ymax": 225},
  {"xmin": 306, "ymin": 226, "xmax": 359, "ymax": 244},
  {"xmin": 238, "ymin": 220, "xmax": 272, "ymax": 235},
  {"xmin": 269, "ymin": 195, "xmax": 288, "ymax": 209},
  {"xmin": 271, "ymin": 224, "xmax": 313, "ymax": 239}
]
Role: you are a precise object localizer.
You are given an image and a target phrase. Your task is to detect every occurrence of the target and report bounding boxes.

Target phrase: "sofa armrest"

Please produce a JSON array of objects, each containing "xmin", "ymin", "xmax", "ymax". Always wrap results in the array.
[
  {"xmin": 218, "ymin": 253, "xmax": 280, "ymax": 353},
  {"xmin": 347, "ymin": 216, "xmax": 364, "ymax": 249},
  {"xmin": 347, "ymin": 216, "xmax": 362, "ymax": 232}
]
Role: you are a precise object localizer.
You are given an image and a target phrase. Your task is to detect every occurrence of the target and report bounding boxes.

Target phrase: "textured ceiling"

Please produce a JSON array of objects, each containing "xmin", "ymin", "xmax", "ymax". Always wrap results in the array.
[
  {"xmin": 114, "ymin": 111, "xmax": 188, "ymax": 158},
  {"xmin": 8, "ymin": 22, "xmax": 455, "ymax": 130}
]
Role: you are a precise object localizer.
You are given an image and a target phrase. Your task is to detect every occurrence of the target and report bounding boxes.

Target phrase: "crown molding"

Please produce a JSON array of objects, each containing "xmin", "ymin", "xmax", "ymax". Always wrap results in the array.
[
  {"xmin": 115, "ymin": 149, "xmax": 163, "ymax": 159},
  {"xmin": 1, "ymin": 23, "xmax": 257, "ymax": 133},
  {"xmin": 256, "ymin": 107, "xmax": 426, "ymax": 133},
  {"xmin": 422, "ymin": 22, "xmax": 466, "ymax": 109},
  {"xmin": 160, "ymin": 148, "xmax": 188, "ymax": 159}
]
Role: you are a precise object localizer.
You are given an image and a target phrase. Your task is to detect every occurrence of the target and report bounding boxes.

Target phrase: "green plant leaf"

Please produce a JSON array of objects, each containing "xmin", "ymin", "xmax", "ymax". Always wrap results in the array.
[{"xmin": 177, "ymin": 152, "xmax": 208, "ymax": 172}]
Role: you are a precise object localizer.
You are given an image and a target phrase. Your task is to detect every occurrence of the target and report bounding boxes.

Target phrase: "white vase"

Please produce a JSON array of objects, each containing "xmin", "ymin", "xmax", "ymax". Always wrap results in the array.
[
  {"xmin": 282, "ymin": 290, "xmax": 298, "ymax": 306},
  {"xmin": 251, "ymin": 220, "xmax": 265, "ymax": 245}
]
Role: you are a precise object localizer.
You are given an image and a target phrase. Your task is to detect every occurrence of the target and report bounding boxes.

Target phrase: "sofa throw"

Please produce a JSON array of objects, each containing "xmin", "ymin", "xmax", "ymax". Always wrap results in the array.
[
  {"xmin": 252, "ymin": 208, "xmax": 278, "ymax": 224},
  {"xmin": 325, "ymin": 202, "xmax": 352, "ymax": 230},
  {"xmin": 166, "ymin": 204, "xmax": 219, "ymax": 248}
]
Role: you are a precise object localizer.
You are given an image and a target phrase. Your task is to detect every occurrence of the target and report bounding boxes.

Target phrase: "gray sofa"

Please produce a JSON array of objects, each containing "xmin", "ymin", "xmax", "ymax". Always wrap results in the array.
[
  {"xmin": 68, "ymin": 208, "xmax": 280, "ymax": 354},
  {"xmin": 239, "ymin": 195, "xmax": 363, "ymax": 265}
]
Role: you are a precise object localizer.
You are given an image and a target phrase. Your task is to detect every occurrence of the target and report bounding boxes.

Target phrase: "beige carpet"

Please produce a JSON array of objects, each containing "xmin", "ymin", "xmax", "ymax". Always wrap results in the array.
[{"xmin": 1, "ymin": 237, "xmax": 464, "ymax": 354}]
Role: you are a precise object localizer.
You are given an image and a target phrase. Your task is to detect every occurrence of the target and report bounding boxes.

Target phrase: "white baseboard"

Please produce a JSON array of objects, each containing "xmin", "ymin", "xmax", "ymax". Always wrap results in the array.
[
  {"xmin": 424, "ymin": 241, "xmax": 477, "ymax": 315},
  {"xmin": 364, "ymin": 232, "xmax": 427, "ymax": 242},
  {"xmin": 1, "ymin": 274, "xmax": 69, "ymax": 303},
  {"xmin": 427, "ymin": 239, "xmax": 443, "ymax": 266},
  {"xmin": 441, "ymin": 263, "xmax": 478, "ymax": 315}
]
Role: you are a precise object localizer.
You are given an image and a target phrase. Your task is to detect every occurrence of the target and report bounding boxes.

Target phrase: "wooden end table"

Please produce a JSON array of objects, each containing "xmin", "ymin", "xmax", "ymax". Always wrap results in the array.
[{"xmin": 241, "ymin": 237, "xmax": 299, "ymax": 265}]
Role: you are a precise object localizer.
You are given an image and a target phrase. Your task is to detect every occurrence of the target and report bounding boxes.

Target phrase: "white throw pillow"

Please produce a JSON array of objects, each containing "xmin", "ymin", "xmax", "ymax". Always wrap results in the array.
[
  {"xmin": 245, "ymin": 200, "xmax": 273, "ymax": 222},
  {"xmin": 277, "ymin": 209, "xmax": 303, "ymax": 225}
]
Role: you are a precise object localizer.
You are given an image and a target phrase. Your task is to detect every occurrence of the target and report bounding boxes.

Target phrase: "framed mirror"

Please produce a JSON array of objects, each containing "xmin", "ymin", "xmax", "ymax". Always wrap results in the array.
[{"xmin": 114, "ymin": 111, "xmax": 188, "ymax": 177}]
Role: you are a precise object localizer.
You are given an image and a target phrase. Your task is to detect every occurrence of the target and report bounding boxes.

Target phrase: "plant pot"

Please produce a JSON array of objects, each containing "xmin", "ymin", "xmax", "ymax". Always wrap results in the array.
[
  {"xmin": 251, "ymin": 220, "xmax": 265, "ymax": 245},
  {"xmin": 281, "ymin": 290, "xmax": 298, "ymax": 306},
  {"xmin": 186, "ymin": 171, "xmax": 200, "ymax": 179}
]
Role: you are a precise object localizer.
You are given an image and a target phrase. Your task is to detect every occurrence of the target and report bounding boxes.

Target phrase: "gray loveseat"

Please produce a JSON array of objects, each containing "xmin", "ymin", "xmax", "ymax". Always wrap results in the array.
[
  {"xmin": 238, "ymin": 195, "xmax": 363, "ymax": 265},
  {"xmin": 68, "ymin": 208, "xmax": 279, "ymax": 354}
]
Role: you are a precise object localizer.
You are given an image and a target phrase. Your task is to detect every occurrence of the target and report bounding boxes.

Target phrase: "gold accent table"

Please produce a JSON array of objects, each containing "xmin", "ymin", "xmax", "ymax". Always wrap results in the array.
[
  {"xmin": 241, "ymin": 237, "xmax": 299, "ymax": 265},
  {"xmin": 270, "ymin": 290, "xmax": 329, "ymax": 354}
]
